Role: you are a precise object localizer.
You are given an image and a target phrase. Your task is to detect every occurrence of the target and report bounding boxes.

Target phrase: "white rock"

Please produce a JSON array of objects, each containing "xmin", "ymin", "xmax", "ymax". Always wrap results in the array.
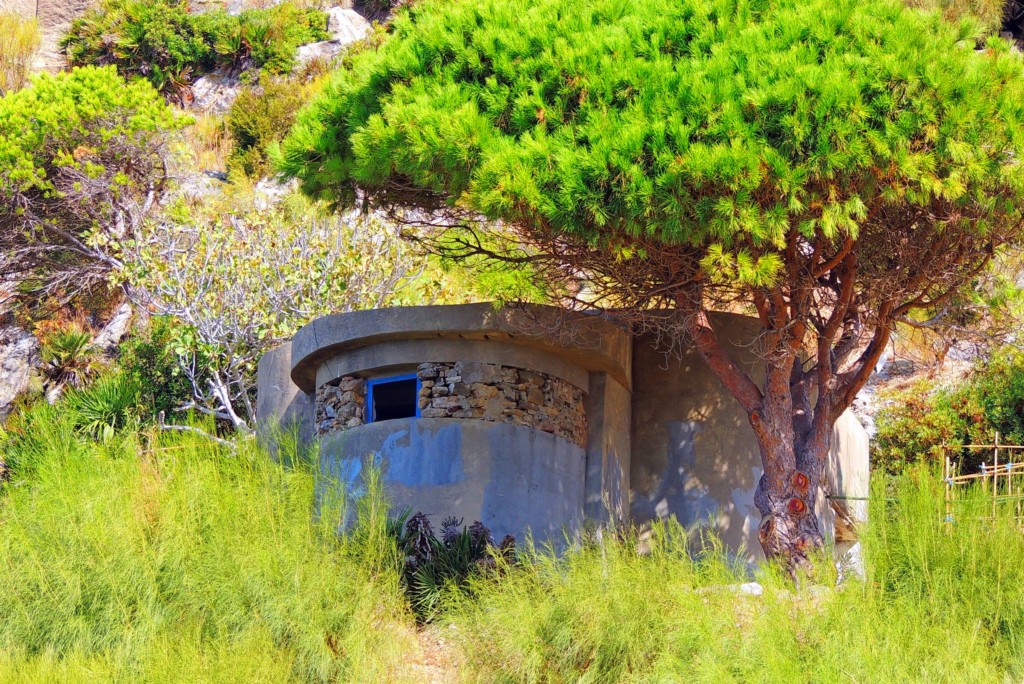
[
  {"xmin": 327, "ymin": 7, "xmax": 369, "ymax": 43},
  {"xmin": 0, "ymin": 325, "xmax": 39, "ymax": 421},
  {"xmin": 295, "ymin": 8, "xmax": 371, "ymax": 69},
  {"xmin": 836, "ymin": 541, "xmax": 865, "ymax": 584},
  {"xmin": 92, "ymin": 301, "xmax": 135, "ymax": 354},
  {"xmin": 189, "ymin": 70, "xmax": 244, "ymax": 114}
]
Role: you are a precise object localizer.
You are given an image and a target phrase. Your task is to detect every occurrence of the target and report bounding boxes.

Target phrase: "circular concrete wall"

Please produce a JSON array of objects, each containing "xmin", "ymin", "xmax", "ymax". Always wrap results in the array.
[{"xmin": 285, "ymin": 303, "xmax": 632, "ymax": 541}]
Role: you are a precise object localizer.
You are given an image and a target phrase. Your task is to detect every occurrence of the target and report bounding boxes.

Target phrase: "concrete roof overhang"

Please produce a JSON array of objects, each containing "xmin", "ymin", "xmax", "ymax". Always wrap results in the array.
[{"xmin": 289, "ymin": 303, "xmax": 632, "ymax": 393}]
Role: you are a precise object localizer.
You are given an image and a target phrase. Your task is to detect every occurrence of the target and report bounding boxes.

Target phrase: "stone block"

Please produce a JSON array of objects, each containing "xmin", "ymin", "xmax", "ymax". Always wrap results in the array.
[
  {"xmin": 457, "ymin": 361, "xmax": 502, "ymax": 385},
  {"xmin": 519, "ymin": 370, "xmax": 546, "ymax": 387},
  {"xmin": 471, "ymin": 383, "xmax": 500, "ymax": 399},
  {"xmin": 338, "ymin": 377, "xmax": 363, "ymax": 392}
]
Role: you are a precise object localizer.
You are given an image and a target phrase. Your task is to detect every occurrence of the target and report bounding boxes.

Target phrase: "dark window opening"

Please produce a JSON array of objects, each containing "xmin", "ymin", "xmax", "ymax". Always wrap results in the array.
[{"xmin": 368, "ymin": 375, "xmax": 419, "ymax": 422}]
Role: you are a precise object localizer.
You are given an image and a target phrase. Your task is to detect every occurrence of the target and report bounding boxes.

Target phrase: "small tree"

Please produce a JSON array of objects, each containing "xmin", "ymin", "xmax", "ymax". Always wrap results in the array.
[
  {"xmin": 0, "ymin": 66, "xmax": 183, "ymax": 311},
  {"xmin": 129, "ymin": 206, "xmax": 424, "ymax": 433},
  {"xmin": 279, "ymin": 0, "xmax": 1024, "ymax": 566}
]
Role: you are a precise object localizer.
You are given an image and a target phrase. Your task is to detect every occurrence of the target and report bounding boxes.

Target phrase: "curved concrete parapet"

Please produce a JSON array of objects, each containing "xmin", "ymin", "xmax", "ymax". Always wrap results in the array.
[
  {"xmin": 256, "ymin": 341, "xmax": 314, "ymax": 445},
  {"xmin": 289, "ymin": 303, "xmax": 632, "ymax": 393},
  {"xmin": 321, "ymin": 418, "xmax": 587, "ymax": 544}
]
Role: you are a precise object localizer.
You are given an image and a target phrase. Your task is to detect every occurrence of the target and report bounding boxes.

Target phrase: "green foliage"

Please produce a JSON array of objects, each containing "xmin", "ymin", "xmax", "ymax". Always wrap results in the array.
[
  {"xmin": 118, "ymin": 316, "xmax": 208, "ymax": 420},
  {"xmin": 227, "ymin": 80, "xmax": 306, "ymax": 178},
  {"xmin": 62, "ymin": 0, "xmax": 328, "ymax": 95},
  {"xmin": 64, "ymin": 373, "xmax": 141, "ymax": 441},
  {"xmin": 0, "ymin": 66, "xmax": 184, "ymax": 308},
  {"xmin": 0, "ymin": 13, "xmax": 40, "ymax": 96},
  {"xmin": 875, "ymin": 351, "xmax": 1024, "ymax": 473},
  {"xmin": 0, "ymin": 407, "xmax": 411, "ymax": 682},
  {"xmin": 388, "ymin": 511, "xmax": 515, "ymax": 620},
  {"xmin": 40, "ymin": 325, "xmax": 102, "ymax": 390},
  {"xmin": 279, "ymin": 0, "xmax": 1024, "ymax": 286},
  {"xmin": 447, "ymin": 473, "xmax": 1024, "ymax": 682},
  {"xmin": 906, "ymin": 0, "xmax": 1008, "ymax": 35}
]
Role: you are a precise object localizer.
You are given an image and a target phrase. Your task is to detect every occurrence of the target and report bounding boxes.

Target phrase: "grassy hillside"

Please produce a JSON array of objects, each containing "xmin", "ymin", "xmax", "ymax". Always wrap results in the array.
[{"xmin": 2, "ymin": 398, "xmax": 1024, "ymax": 682}]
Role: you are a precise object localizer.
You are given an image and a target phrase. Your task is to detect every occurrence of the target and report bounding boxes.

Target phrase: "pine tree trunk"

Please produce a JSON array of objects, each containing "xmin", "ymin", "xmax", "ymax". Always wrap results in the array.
[{"xmin": 750, "ymin": 406, "xmax": 830, "ymax": 570}]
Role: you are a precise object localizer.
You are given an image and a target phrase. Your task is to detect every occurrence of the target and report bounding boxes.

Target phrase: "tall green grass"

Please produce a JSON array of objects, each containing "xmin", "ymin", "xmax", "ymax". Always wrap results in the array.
[
  {"xmin": 0, "ymin": 408, "xmax": 413, "ymax": 683},
  {"xmin": 447, "ymin": 474, "xmax": 1024, "ymax": 683},
  {"xmin": 5, "ymin": 392, "xmax": 1024, "ymax": 682}
]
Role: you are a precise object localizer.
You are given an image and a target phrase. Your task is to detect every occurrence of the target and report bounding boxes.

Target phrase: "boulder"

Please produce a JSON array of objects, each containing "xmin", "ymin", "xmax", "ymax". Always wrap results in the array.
[
  {"xmin": 0, "ymin": 325, "xmax": 39, "ymax": 422},
  {"xmin": 92, "ymin": 301, "xmax": 134, "ymax": 354},
  {"xmin": 189, "ymin": 69, "xmax": 244, "ymax": 114},
  {"xmin": 295, "ymin": 8, "xmax": 370, "ymax": 69}
]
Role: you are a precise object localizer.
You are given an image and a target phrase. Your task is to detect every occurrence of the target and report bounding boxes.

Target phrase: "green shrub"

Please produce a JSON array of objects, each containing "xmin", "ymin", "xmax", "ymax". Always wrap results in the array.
[
  {"xmin": 388, "ymin": 511, "xmax": 515, "ymax": 621},
  {"xmin": 0, "ymin": 66, "xmax": 184, "ymax": 309},
  {"xmin": 118, "ymin": 316, "xmax": 207, "ymax": 420},
  {"xmin": 227, "ymin": 80, "xmax": 306, "ymax": 178},
  {"xmin": 39, "ymin": 325, "xmax": 102, "ymax": 391},
  {"xmin": 0, "ymin": 13, "xmax": 40, "ymax": 96},
  {"xmin": 62, "ymin": 0, "xmax": 328, "ymax": 95},
  {"xmin": 874, "ymin": 350, "xmax": 1024, "ymax": 474}
]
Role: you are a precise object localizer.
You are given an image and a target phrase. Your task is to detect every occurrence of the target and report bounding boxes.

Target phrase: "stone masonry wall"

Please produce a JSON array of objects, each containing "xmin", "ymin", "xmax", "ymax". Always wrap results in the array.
[
  {"xmin": 315, "ymin": 361, "xmax": 587, "ymax": 448},
  {"xmin": 316, "ymin": 375, "xmax": 365, "ymax": 434}
]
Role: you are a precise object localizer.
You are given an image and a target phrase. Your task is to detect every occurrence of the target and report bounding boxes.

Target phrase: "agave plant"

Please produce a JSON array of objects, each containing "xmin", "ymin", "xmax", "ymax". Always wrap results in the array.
[{"xmin": 388, "ymin": 512, "xmax": 516, "ymax": 621}]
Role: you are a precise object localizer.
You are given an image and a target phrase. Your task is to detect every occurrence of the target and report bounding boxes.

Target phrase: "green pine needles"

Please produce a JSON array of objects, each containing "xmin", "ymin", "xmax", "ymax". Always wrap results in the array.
[{"xmin": 279, "ymin": 0, "xmax": 1024, "ymax": 286}]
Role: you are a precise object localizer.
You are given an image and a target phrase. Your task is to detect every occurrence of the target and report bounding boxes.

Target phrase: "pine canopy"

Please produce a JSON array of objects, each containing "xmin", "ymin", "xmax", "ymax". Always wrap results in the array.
[{"xmin": 279, "ymin": 0, "xmax": 1024, "ymax": 286}]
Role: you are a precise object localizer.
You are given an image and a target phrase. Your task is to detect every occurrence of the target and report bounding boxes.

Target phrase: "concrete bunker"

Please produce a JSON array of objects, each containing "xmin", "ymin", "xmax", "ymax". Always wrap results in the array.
[{"xmin": 257, "ymin": 303, "xmax": 869, "ymax": 562}]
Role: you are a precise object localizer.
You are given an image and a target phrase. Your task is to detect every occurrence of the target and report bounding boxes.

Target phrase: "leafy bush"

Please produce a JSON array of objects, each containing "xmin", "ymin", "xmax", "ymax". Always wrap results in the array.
[
  {"xmin": 0, "ymin": 66, "xmax": 183, "ymax": 309},
  {"xmin": 118, "ymin": 316, "xmax": 208, "ymax": 420},
  {"xmin": 0, "ymin": 408, "xmax": 412, "ymax": 681},
  {"xmin": 874, "ymin": 351, "xmax": 1024, "ymax": 474},
  {"xmin": 0, "ymin": 13, "xmax": 40, "ymax": 96},
  {"xmin": 62, "ymin": 0, "xmax": 328, "ymax": 95},
  {"xmin": 227, "ymin": 79, "xmax": 306, "ymax": 177}
]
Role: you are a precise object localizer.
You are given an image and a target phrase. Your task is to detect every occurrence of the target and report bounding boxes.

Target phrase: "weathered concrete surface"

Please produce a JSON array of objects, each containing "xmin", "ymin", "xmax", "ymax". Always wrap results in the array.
[
  {"xmin": 313, "ymin": 337, "xmax": 592, "ymax": 394},
  {"xmin": 629, "ymin": 313, "xmax": 871, "ymax": 563},
  {"xmin": 290, "ymin": 303, "xmax": 632, "ymax": 393},
  {"xmin": 828, "ymin": 410, "xmax": 871, "ymax": 539},
  {"xmin": 256, "ymin": 341, "xmax": 314, "ymax": 445},
  {"xmin": 583, "ymin": 372, "xmax": 631, "ymax": 523},
  {"xmin": 321, "ymin": 418, "xmax": 586, "ymax": 544}
]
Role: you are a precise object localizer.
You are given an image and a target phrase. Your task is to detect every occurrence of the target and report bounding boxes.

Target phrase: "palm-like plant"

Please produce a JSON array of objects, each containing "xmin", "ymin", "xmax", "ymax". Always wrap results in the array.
[
  {"xmin": 41, "ymin": 325, "xmax": 103, "ymax": 392},
  {"xmin": 65, "ymin": 373, "xmax": 140, "ymax": 441}
]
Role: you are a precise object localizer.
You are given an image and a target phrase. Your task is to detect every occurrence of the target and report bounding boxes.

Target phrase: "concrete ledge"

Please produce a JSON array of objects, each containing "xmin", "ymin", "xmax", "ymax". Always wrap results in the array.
[
  {"xmin": 290, "ymin": 303, "xmax": 631, "ymax": 393},
  {"xmin": 314, "ymin": 338, "xmax": 591, "ymax": 392}
]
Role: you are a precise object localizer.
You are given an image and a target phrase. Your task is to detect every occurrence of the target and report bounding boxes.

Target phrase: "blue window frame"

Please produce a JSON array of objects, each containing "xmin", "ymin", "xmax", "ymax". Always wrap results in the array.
[{"xmin": 366, "ymin": 373, "xmax": 421, "ymax": 423}]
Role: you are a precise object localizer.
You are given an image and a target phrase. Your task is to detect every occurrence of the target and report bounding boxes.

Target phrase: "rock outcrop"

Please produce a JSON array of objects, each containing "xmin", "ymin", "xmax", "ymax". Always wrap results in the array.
[
  {"xmin": 0, "ymin": 325, "xmax": 39, "ymax": 422},
  {"xmin": 295, "ymin": 7, "xmax": 371, "ymax": 68}
]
